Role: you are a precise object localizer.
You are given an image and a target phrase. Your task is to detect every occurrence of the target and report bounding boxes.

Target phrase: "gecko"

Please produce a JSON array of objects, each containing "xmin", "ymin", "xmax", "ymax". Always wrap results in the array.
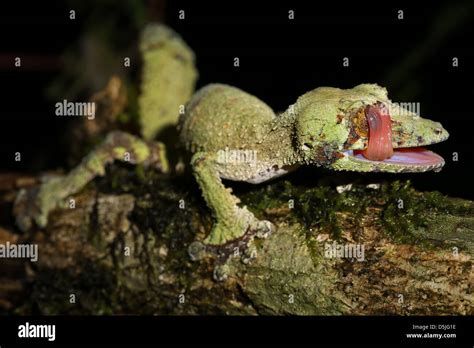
[{"xmin": 14, "ymin": 24, "xmax": 449, "ymax": 259}]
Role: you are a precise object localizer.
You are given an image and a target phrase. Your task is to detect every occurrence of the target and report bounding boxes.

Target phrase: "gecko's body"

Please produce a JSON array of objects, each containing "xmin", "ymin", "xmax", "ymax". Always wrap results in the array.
[
  {"xmin": 178, "ymin": 83, "xmax": 448, "ymax": 245},
  {"xmin": 15, "ymin": 24, "xmax": 449, "ymax": 254}
]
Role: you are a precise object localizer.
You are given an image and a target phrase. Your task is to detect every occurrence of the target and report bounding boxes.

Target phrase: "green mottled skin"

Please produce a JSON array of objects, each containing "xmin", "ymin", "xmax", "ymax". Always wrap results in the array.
[
  {"xmin": 15, "ymin": 131, "xmax": 167, "ymax": 232},
  {"xmin": 179, "ymin": 83, "xmax": 448, "ymax": 244},
  {"xmin": 15, "ymin": 25, "xmax": 449, "ymax": 249},
  {"xmin": 139, "ymin": 24, "xmax": 198, "ymax": 140}
]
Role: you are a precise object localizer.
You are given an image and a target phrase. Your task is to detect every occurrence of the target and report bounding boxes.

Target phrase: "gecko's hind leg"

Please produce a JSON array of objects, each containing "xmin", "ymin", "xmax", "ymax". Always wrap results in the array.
[
  {"xmin": 187, "ymin": 152, "xmax": 274, "ymax": 262},
  {"xmin": 14, "ymin": 131, "xmax": 168, "ymax": 231}
]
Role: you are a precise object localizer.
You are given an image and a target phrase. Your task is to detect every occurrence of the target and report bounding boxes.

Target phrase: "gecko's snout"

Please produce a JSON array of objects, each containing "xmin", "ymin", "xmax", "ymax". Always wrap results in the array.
[{"xmin": 339, "ymin": 100, "xmax": 449, "ymax": 172}]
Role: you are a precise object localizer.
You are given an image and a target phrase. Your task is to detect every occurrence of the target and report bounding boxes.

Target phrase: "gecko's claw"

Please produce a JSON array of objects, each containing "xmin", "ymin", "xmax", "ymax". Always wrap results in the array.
[
  {"xmin": 14, "ymin": 187, "xmax": 41, "ymax": 232},
  {"xmin": 253, "ymin": 219, "xmax": 274, "ymax": 239},
  {"xmin": 187, "ymin": 216, "xmax": 275, "ymax": 263}
]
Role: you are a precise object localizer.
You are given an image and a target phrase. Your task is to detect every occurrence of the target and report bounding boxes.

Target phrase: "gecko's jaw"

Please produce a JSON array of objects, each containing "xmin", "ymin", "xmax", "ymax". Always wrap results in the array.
[
  {"xmin": 339, "ymin": 147, "xmax": 445, "ymax": 173},
  {"xmin": 340, "ymin": 103, "xmax": 448, "ymax": 172},
  {"xmin": 346, "ymin": 148, "xmax": 445, "ymax": 170}
]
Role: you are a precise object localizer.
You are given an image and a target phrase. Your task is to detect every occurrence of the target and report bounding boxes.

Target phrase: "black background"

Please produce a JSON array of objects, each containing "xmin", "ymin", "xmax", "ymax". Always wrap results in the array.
[
  {"xmin": 0, "ymin": 1, "xmax": 473, "ymax": 345},
  {"xmin": 0, "ymin": 0, "xmax": 473, "ymax": 199},
  {"xmin": 0, "ymin": 315, "xmax": 473, "ymax": 345}
]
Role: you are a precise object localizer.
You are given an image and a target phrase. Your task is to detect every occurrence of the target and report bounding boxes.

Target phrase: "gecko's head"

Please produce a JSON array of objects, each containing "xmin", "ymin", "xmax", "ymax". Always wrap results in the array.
[{"xmin": 294, "ymin": 84, "xmax": 449, "ymax": 173}]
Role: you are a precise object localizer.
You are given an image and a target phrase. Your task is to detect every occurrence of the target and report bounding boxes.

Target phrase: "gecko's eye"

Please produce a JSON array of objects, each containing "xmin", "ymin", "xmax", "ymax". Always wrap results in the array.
[
  {"xmin": 350, "ymin": 107, "xmax": 369, "ymax": 138},
  {"xmin": 354, "ymin": 103, "xmax": 394, "ymax": 161}
]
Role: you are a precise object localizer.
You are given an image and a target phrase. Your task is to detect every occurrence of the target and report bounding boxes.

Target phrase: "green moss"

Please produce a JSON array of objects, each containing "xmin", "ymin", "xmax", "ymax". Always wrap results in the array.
[
  {"xmin": 241, "ymin": 180, "xmax": 373, "ymax": 240},
  {"xmin": 241, "ymin": 178, "xmax": 462, "ymax": 250},
  {"xmin": 28, "ymin": 161, "xmax": 473, "ymax": 315},
  {"xmin": 378, "ymin": 181, "xmax": 465, "ymax": 249},
  {"xmin": 380, "ymin": 181, "xmax": 431, "ymax": 245}
]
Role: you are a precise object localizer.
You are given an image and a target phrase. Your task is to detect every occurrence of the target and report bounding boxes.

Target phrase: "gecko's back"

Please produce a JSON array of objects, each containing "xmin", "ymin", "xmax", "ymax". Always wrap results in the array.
[{"xmin": 179, "ymin": 84, "xmax": 276, "ymax": 153}]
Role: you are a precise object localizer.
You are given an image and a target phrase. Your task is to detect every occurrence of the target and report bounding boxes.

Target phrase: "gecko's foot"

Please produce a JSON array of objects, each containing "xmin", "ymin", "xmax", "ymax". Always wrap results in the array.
[
  {"xmin": 14, "ymin": 175, "xmax": 65, "ymax": 232},
  {"xmin": 14, "ymin": 186, "xmax": 40, "ymax": 232},
  {"xmin": 204, "ymin": 208, "xmax": 274, "ymax": 245},
  {"xmin": 253, "ymin": 219, "xmax": 273, "ymax": 239},
  {"xmin": 188, "ymin": 211, "xmax": 274, "ymax": 262},
  {"xmin": 188, "ymin": 217, "xmax": 274, "ymax": 282},
  {"xmin": 14, "ymin": 131, "xmax": 170, "ymax": 233}
]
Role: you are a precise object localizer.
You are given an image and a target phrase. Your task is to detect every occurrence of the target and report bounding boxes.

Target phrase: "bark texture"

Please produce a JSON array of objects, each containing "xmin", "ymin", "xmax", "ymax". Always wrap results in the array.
[{"xmin": 1, "ymin": 168, "xmax": 472, "ymax": 315}]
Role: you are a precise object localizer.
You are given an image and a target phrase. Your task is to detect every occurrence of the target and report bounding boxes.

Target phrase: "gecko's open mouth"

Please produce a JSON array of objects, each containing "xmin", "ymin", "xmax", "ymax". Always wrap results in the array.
[
  {"xmin": 350, "ymin": 147, "xmax": 445, "ymax": 167},
  {"xmin": 345, "ymin": 103, "xmax": 447, "ymax": 171}
]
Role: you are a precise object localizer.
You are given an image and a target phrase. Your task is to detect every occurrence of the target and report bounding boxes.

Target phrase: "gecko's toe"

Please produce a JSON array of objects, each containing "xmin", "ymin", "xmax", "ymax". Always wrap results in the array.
[
  {"xmin": 188, "ymin": 216, "xmax": 275, "ymax": 264},
  {"xmin": 254, "ymin": 219, "xmax": 274, "ymax": 239},
  {"xmin": 13, "ymin": 186, "xmax": 48, "ymax": 232}
]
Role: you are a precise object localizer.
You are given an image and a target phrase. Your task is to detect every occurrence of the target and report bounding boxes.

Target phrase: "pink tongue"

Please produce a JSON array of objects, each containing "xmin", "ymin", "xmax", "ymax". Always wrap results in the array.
[{"xmin": 360, "ymin": 104, "xmax": 394, "ymax": 161}]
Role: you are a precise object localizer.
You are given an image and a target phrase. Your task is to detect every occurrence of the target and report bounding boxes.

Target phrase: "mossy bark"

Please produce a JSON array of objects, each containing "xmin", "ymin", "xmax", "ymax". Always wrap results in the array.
[{"xmin": 4, "ymin": 166, "xmax": 472, "ymax": 315}]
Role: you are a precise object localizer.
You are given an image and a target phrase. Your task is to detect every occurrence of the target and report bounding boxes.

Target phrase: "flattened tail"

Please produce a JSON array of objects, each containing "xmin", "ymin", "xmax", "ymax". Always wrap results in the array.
[{"xmin": 138, "ymin": 23, "xmax": 198, "ymax": 140}]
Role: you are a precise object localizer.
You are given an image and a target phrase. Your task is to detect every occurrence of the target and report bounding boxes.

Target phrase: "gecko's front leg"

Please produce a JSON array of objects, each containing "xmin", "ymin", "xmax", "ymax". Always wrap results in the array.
[
  {"xmin": 14, "ymin": 131, "xmax": 168, "ymax": 232},
  {"xmin": 189, "ymin": 151, "xmax": 273, "ymax": 257}
]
